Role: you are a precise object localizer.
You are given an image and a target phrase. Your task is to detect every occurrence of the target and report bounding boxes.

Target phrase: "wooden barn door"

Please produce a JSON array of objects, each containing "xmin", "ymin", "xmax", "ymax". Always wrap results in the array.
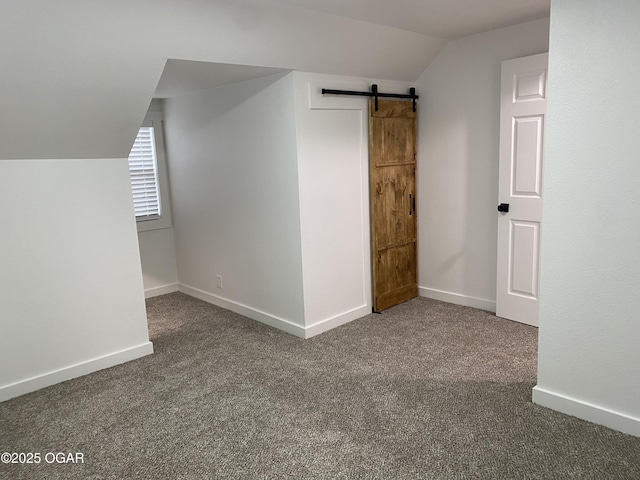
[{"xmin": 369, "ymin": 99, "xmax": 418, "ymax": 312}]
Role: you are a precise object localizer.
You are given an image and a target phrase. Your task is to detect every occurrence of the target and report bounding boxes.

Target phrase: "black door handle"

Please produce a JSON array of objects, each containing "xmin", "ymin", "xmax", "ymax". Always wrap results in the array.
[{"xmin": 497, "ymin": 203, "xmax": 509, "ymax": 213}]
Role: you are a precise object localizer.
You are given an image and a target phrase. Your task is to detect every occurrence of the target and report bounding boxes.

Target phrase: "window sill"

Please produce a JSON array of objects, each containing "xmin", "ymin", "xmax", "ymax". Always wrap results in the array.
[{"xmin": 136, "ymin": 216, "xmax": 172, "ymax": 233}]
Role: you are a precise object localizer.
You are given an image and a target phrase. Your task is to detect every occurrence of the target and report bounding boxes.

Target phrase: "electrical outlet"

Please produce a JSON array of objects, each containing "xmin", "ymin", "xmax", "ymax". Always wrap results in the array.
[{"xmin": 216, "ymin": 275, "xmax": 223, "ymax": 289}]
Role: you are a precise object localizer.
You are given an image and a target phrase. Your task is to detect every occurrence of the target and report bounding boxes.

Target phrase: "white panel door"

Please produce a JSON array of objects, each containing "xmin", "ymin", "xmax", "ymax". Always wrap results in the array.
[{"xmin": 496, "ymin": 52, "xmax": 548, "ymax": 327}]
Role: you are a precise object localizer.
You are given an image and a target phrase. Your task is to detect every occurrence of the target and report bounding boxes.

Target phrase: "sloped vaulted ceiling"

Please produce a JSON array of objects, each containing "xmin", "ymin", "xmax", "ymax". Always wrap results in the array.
[
  {"xmin": 0, "ymin": 0, "xmax": 549, "ymax": 160},
  {"xmin": 0, "ymin": 0, "xmax": 445, "ymax": 160},
  {"xmin": 260, "ymin": 0, "xmax": 550, "ymax": 39}
]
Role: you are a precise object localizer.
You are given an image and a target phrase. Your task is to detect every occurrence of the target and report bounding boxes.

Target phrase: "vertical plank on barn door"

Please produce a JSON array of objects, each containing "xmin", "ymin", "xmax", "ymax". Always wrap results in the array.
[{"xmin": 369, "ymin": 99, "xmax": 418, "ymax": 312}]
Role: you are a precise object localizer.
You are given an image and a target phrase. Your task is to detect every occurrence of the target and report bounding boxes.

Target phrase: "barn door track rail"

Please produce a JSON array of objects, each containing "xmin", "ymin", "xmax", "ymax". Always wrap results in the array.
[{"xmin": 321, "ymin": 84, "xmax": 419, "ymax": 112}]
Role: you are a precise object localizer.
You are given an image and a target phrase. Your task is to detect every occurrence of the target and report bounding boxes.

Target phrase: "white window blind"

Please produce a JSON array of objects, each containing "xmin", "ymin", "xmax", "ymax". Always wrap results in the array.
[{"xmin": 128, "ymin": 126, "xmax": 161, "ymax": 219}]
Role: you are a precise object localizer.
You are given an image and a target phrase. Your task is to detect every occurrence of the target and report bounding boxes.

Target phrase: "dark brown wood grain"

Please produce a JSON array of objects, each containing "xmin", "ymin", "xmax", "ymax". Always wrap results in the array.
[{"xmin": 369, "ymin": 99, "xmax": 418, "ymax": 311}]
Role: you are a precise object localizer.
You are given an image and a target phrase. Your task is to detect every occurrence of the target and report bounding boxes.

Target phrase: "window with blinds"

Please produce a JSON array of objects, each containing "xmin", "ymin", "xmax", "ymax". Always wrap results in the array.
[{"xmin": 128, "ymin": 126, "xmax": 161, "ymax": 220}]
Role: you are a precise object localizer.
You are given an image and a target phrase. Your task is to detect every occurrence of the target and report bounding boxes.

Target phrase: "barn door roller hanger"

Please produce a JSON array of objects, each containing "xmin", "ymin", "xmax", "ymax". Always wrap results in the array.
[{"xmin": 321, "ymin": 84, "xmax": 419, "ymax": 112}]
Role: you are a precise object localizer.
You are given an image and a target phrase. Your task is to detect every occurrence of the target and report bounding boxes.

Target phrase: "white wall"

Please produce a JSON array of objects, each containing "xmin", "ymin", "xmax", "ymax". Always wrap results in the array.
[
  {"xmin": 138, "ymin": 228, "xmax": 179, "ymax": 298},
  {"xmin": 137, "ymin": 99, "xmax": 180, "ymax": 297},
  {"xmin": 164, "ymin": 73, "xmax": 306, "ymax": 336},
  {"xmin": 415, "ymin": 18, "xmax": 550, "ymax": 310},
  {"xmin": 0, "ymin": 159, "xmax": 153, "ymax": 402},
  {"xmin": 293, "ymin": 72, "xmax": 414, "ymax": 336},
  {"xmin": 533, "ymin": 0, "xmax": 640, "ymax": 437}
]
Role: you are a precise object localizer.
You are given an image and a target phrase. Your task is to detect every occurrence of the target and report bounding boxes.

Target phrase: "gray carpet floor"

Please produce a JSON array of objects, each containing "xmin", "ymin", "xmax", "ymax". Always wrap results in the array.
[{"xmin": 1, "ymin": 292, "xmax": 639, "ymax": 479}]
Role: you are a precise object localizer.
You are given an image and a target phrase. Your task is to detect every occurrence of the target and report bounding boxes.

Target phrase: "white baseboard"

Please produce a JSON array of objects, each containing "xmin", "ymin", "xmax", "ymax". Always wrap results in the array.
[
  {"xmin": 532, "ymin": 385, "xmax": 640, "ymax": 437},
  {"xmin": 419, "ymin": 286, "xmax": 496, "ymax": 312},
  {"xmin": 304, "ymin": 305, "xmax": 371, "ymax": 339},
  {"xmin": 144, "ymin": 283, "xmax": 179, "ymax": 298},
  {"xmin": 178, "ymin": 283, "xmax": 306, "ymax": 338},
  {"xmin": 178, "ymin": 284, "xmax": 370, "ymax": 339},
  {"xmin": 0, "ymin": 342, "xmax": 154, "ymax": 403}
]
